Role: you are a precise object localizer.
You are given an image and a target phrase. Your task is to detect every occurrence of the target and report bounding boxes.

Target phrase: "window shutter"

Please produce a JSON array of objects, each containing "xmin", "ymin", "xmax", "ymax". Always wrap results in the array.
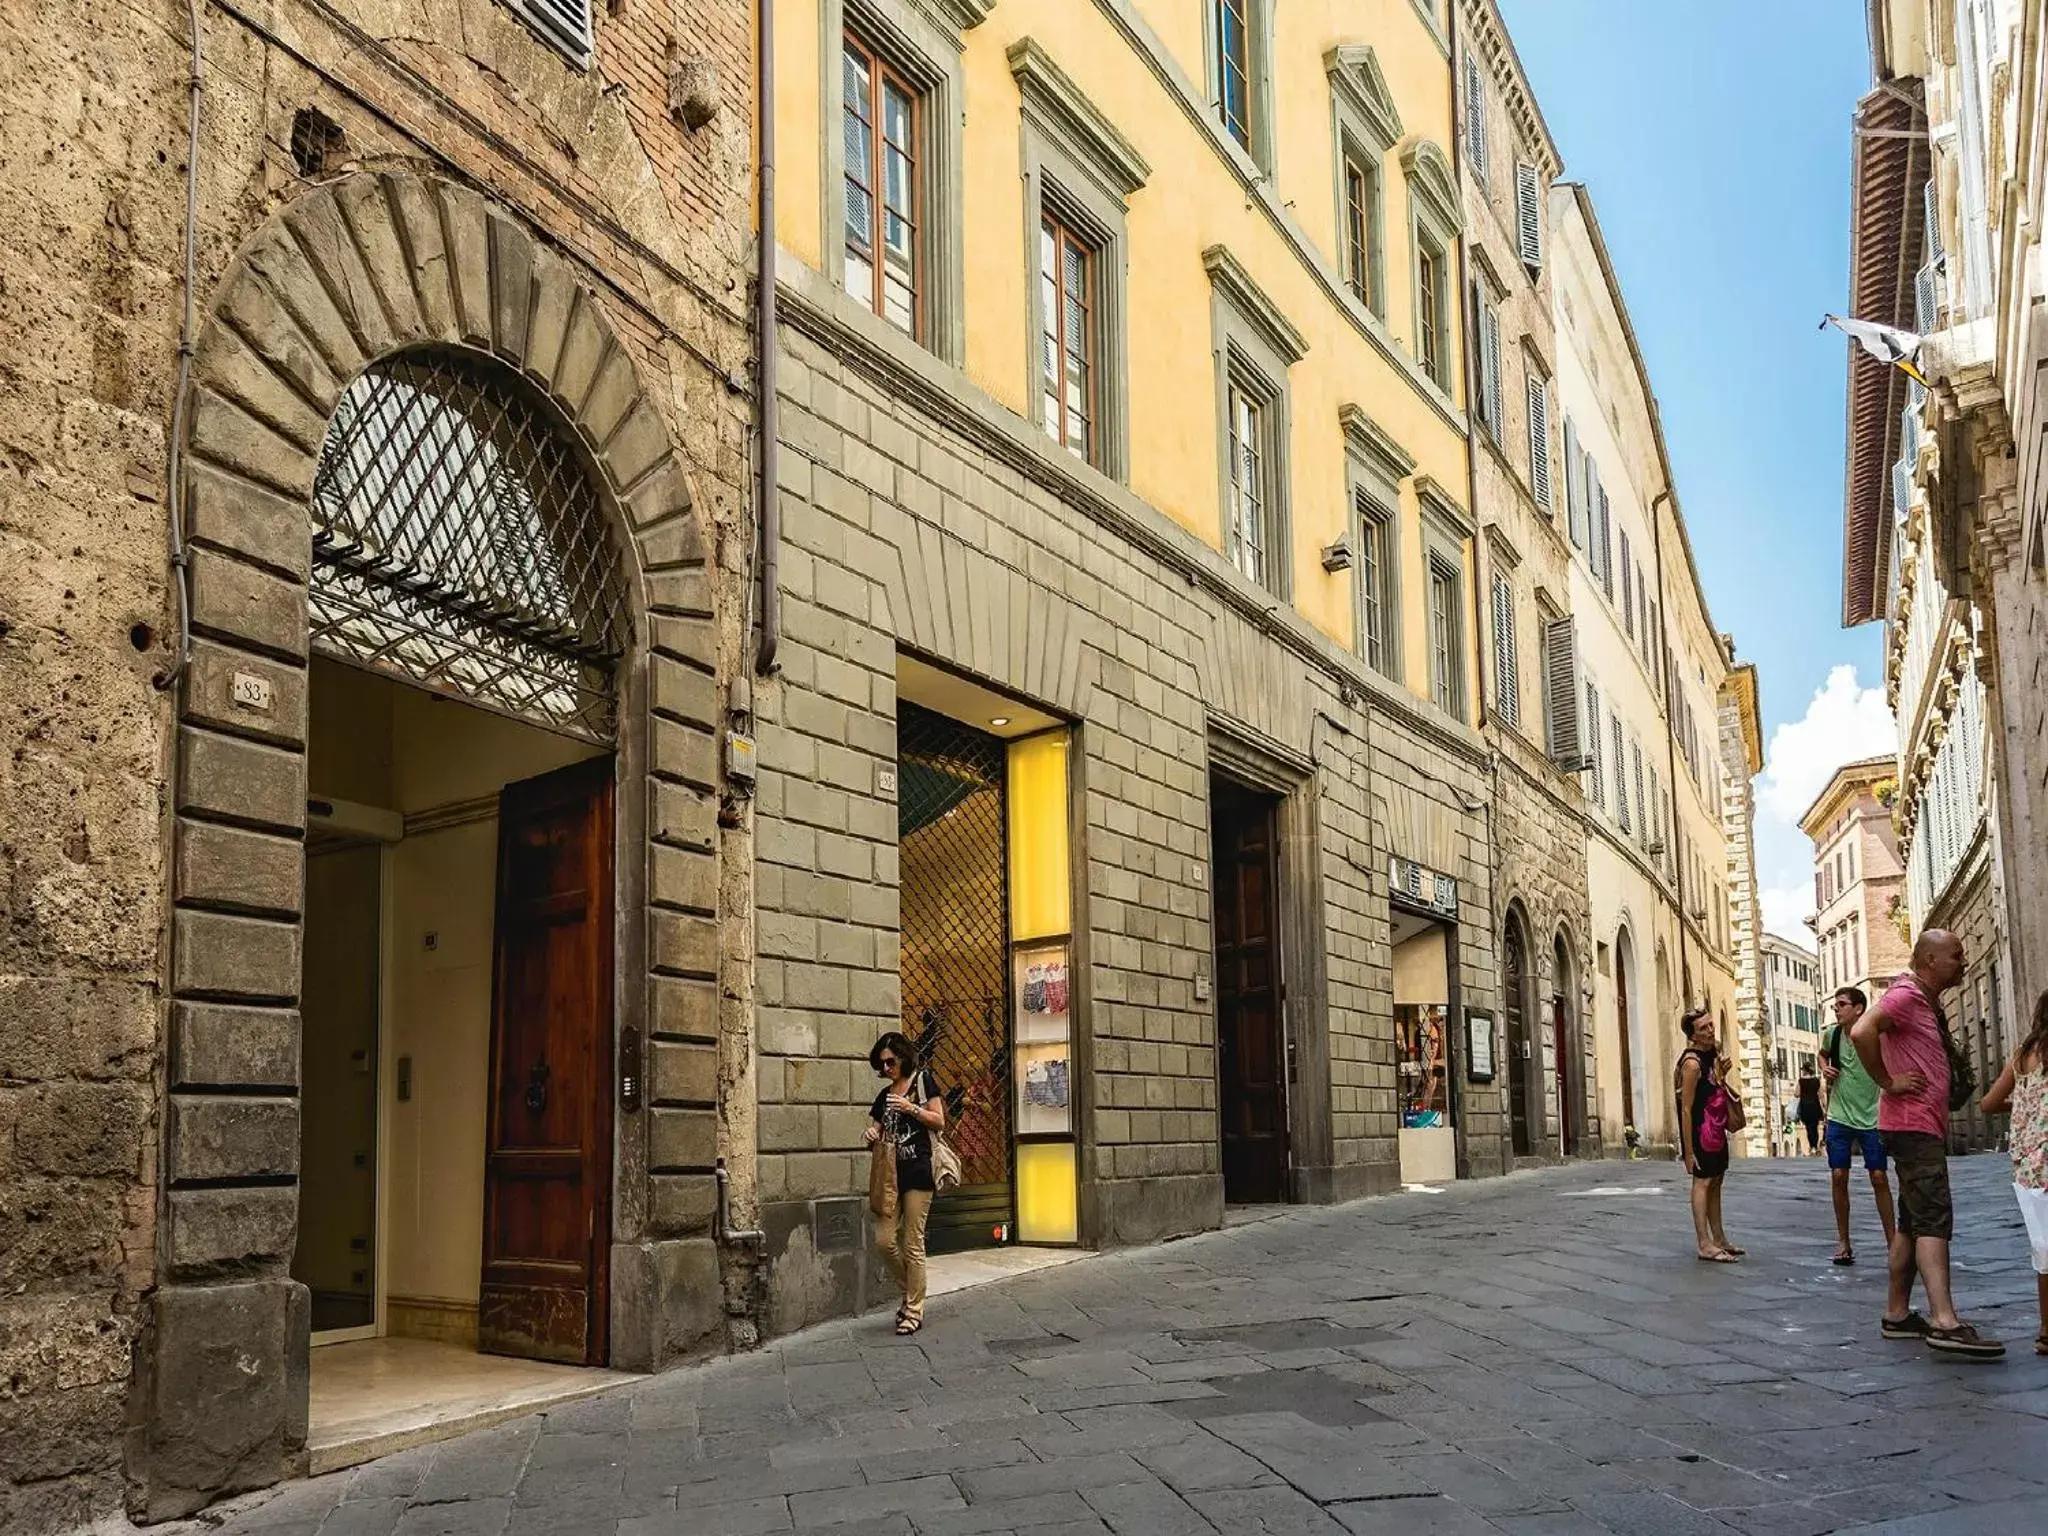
[
  {"xmin": 1515, "ymin": 162, "xmax": 1543, "ymax": 269},
  {"xmin": 1620, "ymin": 532, "xmax": 1635, "ymax": 636},
  {"xmin": 1465, "ymin": 53, "xmax": 1488, "ymax": 184},
  {"xmin": 1614, "ymin": 717, "xmax": 1630, "ymax": 830},
  {"xmin": 1649, "ymin": 768, "xmax": 1662, "ymax": 854},
  {"xmin": 1564, "ymin": 417, "xmax": 1584, "ymax": 546},
  {"xmin": 1478, "ymin": 298, "xmax": 1503, "ymax": 438},
  {"xmin": 1584, "ymin": 679, "xmax": 1603, "ymax": 804},
  {"xmin": 508, "ymin": 0, "xmax": 595, "ymax": 68},
  {"xmin": 1924, "ymin": 177, "xmax": 1943, "ymax": 263},
  {"xmin": 1526, "ymin": 375, "xmax": 1552, "ymax": 509},
  {"xmin": 1492, "ymin": 575, "xmax": 1519, "ymax": 726},
  {"xmin": 1632, "ymin": 742, "xmax": 1646, "ymax": 847},
  {"xmin": 1544, "ymin": 616, "xmax": 1582, "ymax": 768},
  {"xmin": 1598, "ymin": 485, "xmax": 1614, "ymax": 599}
]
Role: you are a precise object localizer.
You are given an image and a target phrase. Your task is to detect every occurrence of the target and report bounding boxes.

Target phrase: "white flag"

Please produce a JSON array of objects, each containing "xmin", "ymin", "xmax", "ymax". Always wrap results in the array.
[{"xmin": 1822, "ymin": 314, "xmax": 1930, "ymax": 386}]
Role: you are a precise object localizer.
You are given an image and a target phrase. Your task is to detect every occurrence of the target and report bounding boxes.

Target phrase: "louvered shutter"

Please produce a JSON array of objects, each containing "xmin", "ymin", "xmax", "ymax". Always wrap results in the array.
[
  {"xmin": 1527, "ymin": 375, "xmax": 1552, "ymax": 509},
  {"xmin": 1479, "ymin": 298, "xmax": 1503, "ymax": 439},
  {"xmin": 508, "ymin": 0, "xmax": 594, "ymax": 68},
  {"xmin": 1564, "ymin": 418, "xmax": 1585, "ymax": 545},
  {"xmin": 1584, "ymin": 679, "xmax": 1603, "ymax": 803},
  {"xmin": 1614, "ymin": 718, "xmax": 1630, "ymax": 830},
  {"xmin": 1632, "ymin": 742, "xmax": 1646, "ymax": 847},
  {"xmin": 1620, "ymin": 532, "xmax": 1635, "ymax": 636},
  {"xmin": 1465, "ymin": 53, "xmax": 1488, "ymax": 184},
  {"xmin": 1649, "ymin": 767, "xmax": 1662, "ymax": 854},
  {"xmin": 1924, "ymin": 177, "xmax": 1943, "ymax": 263},
  {"xmin": 1544, "ymin": 616, "xmax": 1582, "ymax": 768},
  {"xmin": 1597, "ymin": 484, "xmax": 1615, "ymax": 599},
  {"xmin": 1492, "ymin": 575, "xmax": 1520, "ymax": 726},
  {"xmin": 1515, "ymin": 162, "xmax": 1543, "ymax": 270}
]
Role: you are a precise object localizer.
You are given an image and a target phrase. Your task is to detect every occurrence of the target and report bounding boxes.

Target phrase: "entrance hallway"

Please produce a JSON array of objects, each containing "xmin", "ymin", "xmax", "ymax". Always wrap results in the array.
[{"xmin": 213, "ymin": 1156, "xmax": 2048, "ymax": 1534}]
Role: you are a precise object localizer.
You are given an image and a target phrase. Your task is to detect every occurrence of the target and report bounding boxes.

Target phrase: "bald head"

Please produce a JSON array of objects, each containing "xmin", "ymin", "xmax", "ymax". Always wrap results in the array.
[{"xmin": 1911, "ymin": 929, "xmax": 1965, "ymax": 989}]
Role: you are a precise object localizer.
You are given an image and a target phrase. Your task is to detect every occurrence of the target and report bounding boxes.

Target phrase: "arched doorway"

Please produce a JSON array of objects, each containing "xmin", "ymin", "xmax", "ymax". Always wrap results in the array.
[
  {"xmin": 1553, "ymin": 932, "xmax": 1579, "ymax": 1157},
  {"xmin": 1614, "ymin": 925, "xmax": 1639, "ymax": 1143},
  {"xmin": 1504, "ymin": 909, "xmax": 1533, "ymax": 1158}
]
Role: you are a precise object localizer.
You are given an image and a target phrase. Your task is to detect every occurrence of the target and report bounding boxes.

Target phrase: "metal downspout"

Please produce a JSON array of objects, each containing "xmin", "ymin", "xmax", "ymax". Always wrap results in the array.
[
  {"xmin": 754, "ymin": 0, "xmax": 781, "ymax": 675},
  {"xmin": 1649, "ymin": 491, "xmax": 1694, "ymax": 1005}
]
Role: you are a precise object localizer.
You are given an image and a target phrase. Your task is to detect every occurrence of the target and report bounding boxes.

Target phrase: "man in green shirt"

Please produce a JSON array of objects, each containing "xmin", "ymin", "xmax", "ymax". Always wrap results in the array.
[{"xmin": 1821, "ymin": 985, "xmax": 1898, "ymax": 1265}]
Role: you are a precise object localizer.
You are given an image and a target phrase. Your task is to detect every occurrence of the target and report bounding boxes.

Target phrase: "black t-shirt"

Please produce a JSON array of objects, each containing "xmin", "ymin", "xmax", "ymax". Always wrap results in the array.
[
  {"xmin": 871, "ymin": 1070, "xmax": 942, "ymax": 1194},
  {"xmin": 1797, "ymin": 1074, "xmax": 1823, "ymax": 1116}
]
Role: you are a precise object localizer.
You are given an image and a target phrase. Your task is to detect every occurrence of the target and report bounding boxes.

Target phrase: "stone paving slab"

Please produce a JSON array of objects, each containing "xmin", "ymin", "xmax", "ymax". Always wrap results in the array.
[{"xmin": 170, "ymin": 1156, "xmax": 2048, "ymax": 1536}]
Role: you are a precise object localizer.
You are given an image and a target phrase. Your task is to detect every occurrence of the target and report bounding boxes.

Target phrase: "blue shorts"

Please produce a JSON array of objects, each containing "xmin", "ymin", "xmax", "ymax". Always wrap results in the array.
[{"xmin": 1825, "ymin": 1120, "xmax": 1888, "ymax": 1172}]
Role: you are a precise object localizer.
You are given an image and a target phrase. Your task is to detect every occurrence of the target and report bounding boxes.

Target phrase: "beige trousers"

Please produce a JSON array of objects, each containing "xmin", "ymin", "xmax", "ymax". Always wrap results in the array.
[{"xmin": 877, "ymin": 1188, "xmax": 932, "ymax": 1322}]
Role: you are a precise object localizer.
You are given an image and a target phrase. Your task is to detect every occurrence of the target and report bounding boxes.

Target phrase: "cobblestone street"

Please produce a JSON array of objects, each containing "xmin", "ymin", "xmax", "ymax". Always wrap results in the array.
[{"xmin": 195, "ymin": 1157, "xmax": 2048, "ymax": 1536}]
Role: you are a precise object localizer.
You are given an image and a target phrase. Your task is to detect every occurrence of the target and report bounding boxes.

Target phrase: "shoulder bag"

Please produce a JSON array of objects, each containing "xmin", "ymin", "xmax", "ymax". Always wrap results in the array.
[
  {"xmin": 1934, "ymin": 1004, "xmax": 1976, "ymax": 1113},
  {"xmin": 922, "ymin": 1071, "xmax": 963, "ymax": 1194}
]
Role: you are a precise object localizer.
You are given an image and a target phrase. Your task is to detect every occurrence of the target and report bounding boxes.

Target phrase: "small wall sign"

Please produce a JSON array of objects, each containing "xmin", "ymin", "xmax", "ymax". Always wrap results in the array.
[
  {"xmin": 231, "ymin": 672, "xmax": 273, "ymax": 712},
  {"xmin": 1465, "ymin": 1008, "xmax": 1496, "ymax": 1084}
]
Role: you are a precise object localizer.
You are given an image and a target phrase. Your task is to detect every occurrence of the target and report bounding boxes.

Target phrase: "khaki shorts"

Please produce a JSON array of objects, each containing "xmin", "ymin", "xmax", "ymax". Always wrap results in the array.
[{"xmin": 1882, "ymin": 1131, "xmax": 1953, "ymax": 1241}]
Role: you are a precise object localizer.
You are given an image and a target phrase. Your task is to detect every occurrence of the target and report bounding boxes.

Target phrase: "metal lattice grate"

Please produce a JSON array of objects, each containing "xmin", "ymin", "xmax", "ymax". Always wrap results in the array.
[
  {"xmin": 897, "ymin": 703, "xmax": 1011, "ymax": 1232},
  {"xmin": 309, "ymin": 349, "xmax": 628, "ymax": 741}
]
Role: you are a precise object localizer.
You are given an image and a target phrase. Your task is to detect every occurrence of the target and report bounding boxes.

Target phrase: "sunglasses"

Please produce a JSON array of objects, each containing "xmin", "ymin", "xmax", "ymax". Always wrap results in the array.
[{"xmin": 877, "ymin": 1056, "xmax": 899, "ymax": 1072}]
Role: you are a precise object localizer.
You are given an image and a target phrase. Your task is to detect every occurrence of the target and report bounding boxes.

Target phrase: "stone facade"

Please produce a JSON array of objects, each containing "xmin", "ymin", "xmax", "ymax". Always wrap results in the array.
[
  {"xmin": 1719, "ymin": 664, "xmax": 1769, "ymax": 1156},
  {"xmin": 0, "ymin": 1, "xmax": 754, "ymax": 1527},
  {"xmin": 1454, "ymin": 0, "xmax": 1596, "ymax": 1162}
]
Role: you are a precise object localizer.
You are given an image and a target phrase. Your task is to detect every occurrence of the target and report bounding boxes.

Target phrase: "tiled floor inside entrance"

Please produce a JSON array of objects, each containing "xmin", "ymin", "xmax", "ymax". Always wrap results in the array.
[{"xmin": 308, "ymin": 1338, "xmax": 632, "ymax": 1475}]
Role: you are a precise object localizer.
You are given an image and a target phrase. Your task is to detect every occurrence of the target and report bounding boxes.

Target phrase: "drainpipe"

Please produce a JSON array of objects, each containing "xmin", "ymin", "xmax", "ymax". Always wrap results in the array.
[
  {"xmin": 754, "ymin": 0, "xmax": 781, "ymax": 675},
  {"xmin": 715, "ymin": 1160, "xmax": 765, "ymax": 1245}
]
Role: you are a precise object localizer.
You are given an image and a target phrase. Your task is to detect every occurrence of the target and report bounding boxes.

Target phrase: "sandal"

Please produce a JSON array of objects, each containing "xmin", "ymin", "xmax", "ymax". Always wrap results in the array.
[
  {"xmin": 1697, "ymin": 1249, "xmax": 1740, "ymax": 1263},
  {"xmin": 896, "ymin": 1316, "xmax": 922, "ymax": 1336},
  {"xmin": 2034, "ymin": 1332, "xmax": 2047, "ymax": 1358},
  {"xmin": 1832, "ymin": 1248, "xmax": 1855, "ymax": 1267},
  {"xmin": 1882, "ymin": 1310, "xmax": 1933, "ymax": 1340},
  {"xmin": 1925, "ymin": 1322, "xmax": 2005, "ymax": 1360},
  {"xmin": 1719, "ymin": 1245, "xmax": 1746, "ymax": 1257}
]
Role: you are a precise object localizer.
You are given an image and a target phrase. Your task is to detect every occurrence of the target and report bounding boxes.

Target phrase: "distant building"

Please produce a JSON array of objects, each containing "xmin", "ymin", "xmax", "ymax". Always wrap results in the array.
[
  {"xmin": 1798, "ymin": 756, "xmax": 1910, "ymax": 1007},
  {"xmin": 1758, "ymin": 934, "xmax": 1822, "ymax": 1156}
]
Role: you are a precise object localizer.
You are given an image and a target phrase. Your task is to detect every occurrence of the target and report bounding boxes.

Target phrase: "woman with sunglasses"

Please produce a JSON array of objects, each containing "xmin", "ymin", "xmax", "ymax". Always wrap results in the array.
[{"xmin": 865, "ymin": 1031, "xmax": 946, "ymax": 1336}]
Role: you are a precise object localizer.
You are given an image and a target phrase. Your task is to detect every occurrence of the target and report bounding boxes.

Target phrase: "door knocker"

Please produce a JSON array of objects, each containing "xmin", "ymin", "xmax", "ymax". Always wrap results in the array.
[{"xmin": 525, "ymin": 1060, "xmax": 550, "ymax": 1116}]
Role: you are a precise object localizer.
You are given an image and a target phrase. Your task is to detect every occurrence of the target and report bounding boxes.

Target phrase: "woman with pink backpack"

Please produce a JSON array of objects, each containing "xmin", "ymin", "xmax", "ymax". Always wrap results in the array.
[{"xmin": 1677, "ymin": 1008, "xmax": 1746, "ymax": 1262}]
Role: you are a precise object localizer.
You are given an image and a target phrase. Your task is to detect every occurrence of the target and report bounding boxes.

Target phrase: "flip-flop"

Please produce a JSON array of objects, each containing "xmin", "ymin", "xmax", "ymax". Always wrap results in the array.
[
  {"xmin": 2035, "ymin": 1333, "xmax": 2047, "ymax": 1357},
  {"xmin": 1697, "ymin": 1250, "xmax": 1740, "ymax": 1263},
  {"xmin": 1832, "ymin": 1250, "xmax": 1856, "ymax": 1267},
  {"xmin": 1720, "ymin": 1246, "xmax": 1747, "ymax": 1257}
]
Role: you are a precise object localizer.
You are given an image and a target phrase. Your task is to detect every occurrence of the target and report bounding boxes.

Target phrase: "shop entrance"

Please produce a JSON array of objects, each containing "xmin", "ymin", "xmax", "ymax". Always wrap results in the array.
[
  {"xmin": 1212, "ymin": 777, "xmax": 1288, "ymax": 1205},
  {"xmin": 1393, "ymin": 907, "xmax": 1458, "ymax": 1185}
]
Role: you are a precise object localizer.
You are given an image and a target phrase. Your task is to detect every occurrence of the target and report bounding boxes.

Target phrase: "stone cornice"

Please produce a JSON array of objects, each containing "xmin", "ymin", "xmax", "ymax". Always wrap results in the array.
[
  {"xmin": 1401, "ymin": 138, "xmax": 1464, "ymax": 235},
  {"xmin": 1008, "ymin": 37, "xmax": 1151, "ymax": 201},
  {"xmin": 1325, "ymin": 45, "xmax": 1403, "ymax": 150},
  {"xmin": 1202, "ymin": 245, "xmax": 1310, "ymax": 365},
  {"xmin": 1339, "ymin": 404, "xmax": 1416, "ymax": 485},
  {"xmin": 922, "ymin": 0, "xmax": 993, "ymax": 34},
  {"xmin": 1416, "ymin": 476, "xmax": 1476, "ymax": 542}
]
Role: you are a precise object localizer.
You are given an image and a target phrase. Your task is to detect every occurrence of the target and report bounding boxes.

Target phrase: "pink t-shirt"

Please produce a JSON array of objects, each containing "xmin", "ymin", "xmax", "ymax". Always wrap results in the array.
[{"xmin": 1876, "ymin": 973, "xmax": 1950, "ymax": 1138}]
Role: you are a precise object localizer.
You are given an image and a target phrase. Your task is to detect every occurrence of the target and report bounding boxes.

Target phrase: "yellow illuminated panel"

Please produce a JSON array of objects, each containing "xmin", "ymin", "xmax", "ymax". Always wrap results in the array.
[
  {"xmin": 1015, "ymin": 1140, "xmax": 1078, "ymax": 1244},
  {"xmin": 1007, "ymin": 733, "xmax": 1071, "ymax": 941}
]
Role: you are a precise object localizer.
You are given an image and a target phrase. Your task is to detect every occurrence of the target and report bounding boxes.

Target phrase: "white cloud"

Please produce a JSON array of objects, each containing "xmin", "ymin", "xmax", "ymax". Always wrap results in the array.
[{"xmin": 1748, "ymin": 665, "xmax": 1895, "ymax": 944}]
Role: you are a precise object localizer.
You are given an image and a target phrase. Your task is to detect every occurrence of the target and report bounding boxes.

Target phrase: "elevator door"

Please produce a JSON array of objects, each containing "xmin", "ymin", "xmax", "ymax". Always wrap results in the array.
[
  {"xmin": 1213, "ymin": 779, "xmax": 1288, "ymax": 1204},
  {"xmin": 479, "ymin": 756, "xmax": 614, "ymax": 1365},
  {"xmin": 898, "ymin": 703, "xmax": 1012, "ymax": 1250}
]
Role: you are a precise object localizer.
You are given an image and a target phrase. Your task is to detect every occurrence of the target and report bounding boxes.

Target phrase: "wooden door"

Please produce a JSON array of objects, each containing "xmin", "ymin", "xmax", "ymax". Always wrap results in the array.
[
  {"xmin": 1213, "ymin": 781, "xmax": 1287, "ymax": 1204},
  {"xmin": 1552, "ymin": 996, "xmax": 1575, "ymax": 1156},
  {"xmin": 1504, "ymin": 921, "xmax": 1532, "ymax": 1158},
  {"xmin": 480, "ymin": 756, "xmax": 614, "ymax": 1365},
  {"xmin": 1616, "ymin": 950, "xmax": 1636, "ymax": 1138}
]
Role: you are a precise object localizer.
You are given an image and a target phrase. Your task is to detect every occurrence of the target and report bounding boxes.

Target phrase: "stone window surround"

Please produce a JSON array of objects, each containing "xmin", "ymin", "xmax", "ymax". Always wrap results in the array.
[
  {"xmin": 1326, "ymin": 45, "xmax": 1402, "ymax": 323},
  {"xmin": 1201, "ymin": 0, "xmax": 1278, "ymax": 173},
  {"xmin": 821, "ymin": 0, "xmax": 990, "ymax": 366},
  {"xmin": 1205, "ymin": 244, "xmax": 1307, "ymax": 602},
  {"xmin": 1087, "ymin": 0, "xmax": 1465, "ymax": 430},
  {"xmin": 1010, "ymin": 36, "xmax": 1150, "ymax": 486},
  {"xmin": 1342, "ymin": 403, "xmax": 1412, "ymax": 681},
  {"xmin": 1404, "ymin": 139, "xmax": 1464, "ymax": 393}
]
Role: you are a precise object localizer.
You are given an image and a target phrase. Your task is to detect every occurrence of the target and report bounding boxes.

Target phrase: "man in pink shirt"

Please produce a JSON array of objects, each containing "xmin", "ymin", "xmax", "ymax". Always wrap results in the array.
[{"xmin": 1850, "ymin": 929, "xmax": 2004, "ymax": 1358}]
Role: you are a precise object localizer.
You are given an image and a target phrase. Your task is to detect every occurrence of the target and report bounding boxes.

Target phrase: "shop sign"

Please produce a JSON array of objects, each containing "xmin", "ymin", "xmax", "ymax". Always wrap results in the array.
[{"xmin": 1389, "ymin": 856, "xmax": 1458, "ymax": 918}]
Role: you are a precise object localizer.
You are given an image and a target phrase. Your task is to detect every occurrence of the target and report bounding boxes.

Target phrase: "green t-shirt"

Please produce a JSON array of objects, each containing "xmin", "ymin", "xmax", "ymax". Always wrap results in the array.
[{"xmin": 1823, "ymin": 1023, "xmax": 1879, "ymax": 1131}]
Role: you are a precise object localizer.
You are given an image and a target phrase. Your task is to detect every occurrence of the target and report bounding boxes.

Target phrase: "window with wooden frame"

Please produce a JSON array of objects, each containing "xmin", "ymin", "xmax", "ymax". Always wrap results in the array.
[
  {"xmin": 1344, "ymin": 156, "xmax": 1377, "ymax": 307},
  {"xmin": 1417, "ymin": 239, "xmax": 1449, "ymax": 387},
  {"xmin": 841, "ymin": 32, "xmax": 921, "ymax": 337},
  {"xmin": 1038, "ymin": 214, "xmax": 1097, "ymax": 464},
  {"xmin": 1428, "ymin": 551, "xmax": 1466, "ymax": 721},
  {"xmin": 1357, "ymin": 491, "xmax": 1397, "ymax": 679},
  {"xmin": 1212, "ymin": 0, "xmax": 1265, "ymax": 155},
  {"xmin": 1225, "ymin": 377, "xmax": 1272, "ymax": 588}
]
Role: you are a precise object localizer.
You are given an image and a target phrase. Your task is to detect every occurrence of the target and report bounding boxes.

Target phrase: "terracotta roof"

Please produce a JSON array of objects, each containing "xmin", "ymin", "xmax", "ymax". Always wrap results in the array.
[{"xmin": 1840, "ymin": 80, "xmax": 1926, "ymax": 629}]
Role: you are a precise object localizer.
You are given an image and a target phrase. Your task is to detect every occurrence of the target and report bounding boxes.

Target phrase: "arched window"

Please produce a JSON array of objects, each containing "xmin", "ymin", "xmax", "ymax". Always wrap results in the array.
[{"xmin": 309, "ymin": 348, "xmax": 629, "ymax": 741}]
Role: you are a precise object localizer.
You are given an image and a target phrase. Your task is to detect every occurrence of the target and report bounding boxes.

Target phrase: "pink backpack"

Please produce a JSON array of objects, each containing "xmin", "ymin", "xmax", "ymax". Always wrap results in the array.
[{"xmin": 1700, "ymin": 1083, "xmax": 1731, "ymax": 1155}]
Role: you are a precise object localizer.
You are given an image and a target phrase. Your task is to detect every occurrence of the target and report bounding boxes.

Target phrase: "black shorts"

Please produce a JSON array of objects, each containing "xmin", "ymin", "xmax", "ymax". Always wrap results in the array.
[
  {"xmin": 1882, "ymin": 1131, "xmax": 1953, "ymax": 1241},
  {"xmin": 1692, "ymin": 1146, "xmax": 1730, "ymax": 1180}
]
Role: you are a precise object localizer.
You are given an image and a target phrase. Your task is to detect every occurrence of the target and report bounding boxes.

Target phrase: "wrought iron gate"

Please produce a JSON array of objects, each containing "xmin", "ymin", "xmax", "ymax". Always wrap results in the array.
[{"xmin": 897, "ymin": 702, "xmax": 1011, "ymax": 1249}]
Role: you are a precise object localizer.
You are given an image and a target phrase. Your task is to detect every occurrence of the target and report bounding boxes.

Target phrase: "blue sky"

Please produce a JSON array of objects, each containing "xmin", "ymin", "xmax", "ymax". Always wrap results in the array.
[{"xmin": 1498, "ymin": 0, "xmax": 1896, "ymax": 940}]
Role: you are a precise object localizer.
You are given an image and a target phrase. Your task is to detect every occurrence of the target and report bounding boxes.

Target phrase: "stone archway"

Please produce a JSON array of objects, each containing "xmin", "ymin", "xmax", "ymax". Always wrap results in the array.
[{"xmin": 139, "ymin": 168, "xmax": 722, "ymax": 1520}]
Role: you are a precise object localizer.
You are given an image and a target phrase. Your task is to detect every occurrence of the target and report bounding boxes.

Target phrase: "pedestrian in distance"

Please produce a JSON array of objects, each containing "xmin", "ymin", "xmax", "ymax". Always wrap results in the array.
[
  {"xmin": 1819, "ymin": 985, "xmax": 1897, "ymax": 1266},
  {"xmin": 1849, "ymin": 929, "xmax": 2004, "ymax": 1358},
  {"xmin": 1976, "ymin": 988, "xmax": 2048, "ymax": 1357},
  {"xmin": 865, "ymin": 1031, "xmax": 946, "ymax": 1337},
  {"xmin": 1677, "ymin": 1009, "xmax": 1745, "ymax": 1263},
  {"xmin": 1796, "ymin": 1063, "xmax": 1824, "ymax": 1155}
]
